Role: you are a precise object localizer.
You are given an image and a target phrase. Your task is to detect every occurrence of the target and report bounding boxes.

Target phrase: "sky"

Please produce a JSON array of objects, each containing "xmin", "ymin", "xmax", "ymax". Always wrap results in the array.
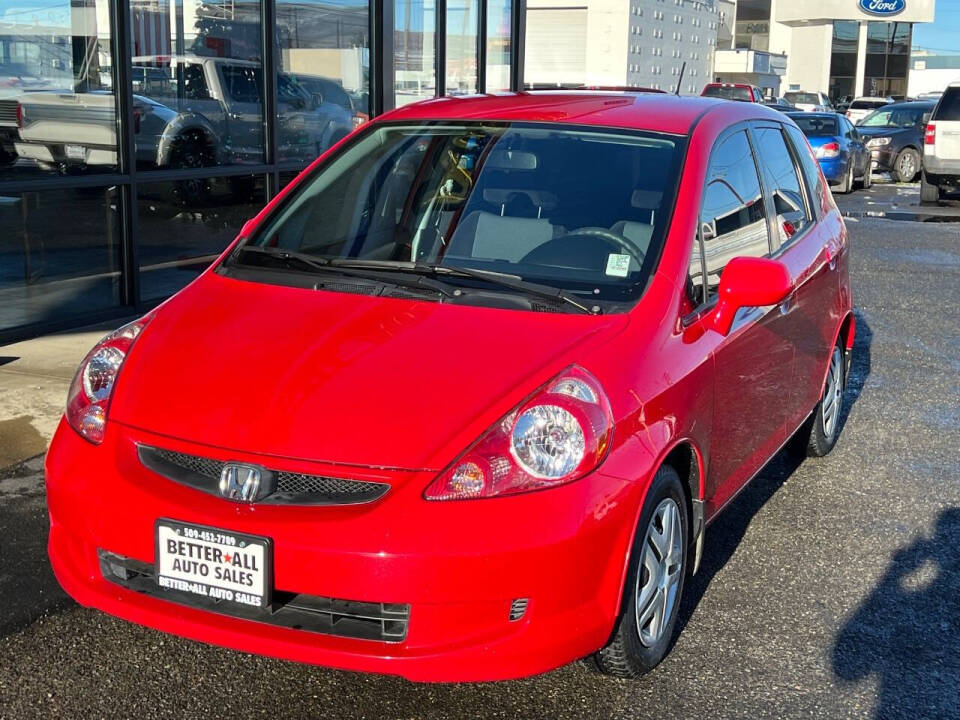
[{"xmin": 912, "ymin": 1, "xmax": 960, "ymax": 53}]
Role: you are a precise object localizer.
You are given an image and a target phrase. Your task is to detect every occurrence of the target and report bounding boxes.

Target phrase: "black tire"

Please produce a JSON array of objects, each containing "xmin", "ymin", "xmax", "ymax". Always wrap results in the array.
[
  {"xmin": 789, "ymin": 343, "xmax": 846, "ymax": 459},
  {"xmin": 170, "ymin": 129, "xmax": 216, "ymax": 205},
  {"xmin": 920, "ymin": 171, "xmax": 940, "ymax": 204},
  {"xmin": 594, "ymin": 465, "xmax": 688, "ymax": 678},
  {"xmin": 835, "ymin": 163, "xmax": 854, "ymax": 194},
  {"xmin": 860, "ymin": 162, "xmax": 872, "ymax": 189},
  {"xmin": 891, "ymin": 148, "xmax": 919, "ymax": 183}
]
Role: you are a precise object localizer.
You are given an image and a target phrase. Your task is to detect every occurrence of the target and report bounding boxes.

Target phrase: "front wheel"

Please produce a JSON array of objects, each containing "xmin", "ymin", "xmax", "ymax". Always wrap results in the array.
[
  {"xmin": 594, "ymin": 465, "xmax": 688, "ymax": 678},
  {"xmin": 891, "ymin": 148, "xmax": 919, "ymax": 183}
]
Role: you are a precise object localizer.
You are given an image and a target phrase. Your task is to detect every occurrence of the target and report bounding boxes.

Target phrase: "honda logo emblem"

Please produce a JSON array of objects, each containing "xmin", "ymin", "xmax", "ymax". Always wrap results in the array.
[{"xmin": 219, "ymin": 463, "xmax": 269, "ymax": 502}]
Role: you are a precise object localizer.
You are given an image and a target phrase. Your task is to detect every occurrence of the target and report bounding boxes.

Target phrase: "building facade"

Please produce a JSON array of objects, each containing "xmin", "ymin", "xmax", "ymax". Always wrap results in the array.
[
  {"xmin": 715, "ymin": 0, "xmax": 935, "ymax": 102},
  {"xmin": 523, "ymin": 0, "xmax": 721, "ymax": 94},
  {"xmin": 0, "ymin": 0, "xmax": 523, "ymax": 342}
]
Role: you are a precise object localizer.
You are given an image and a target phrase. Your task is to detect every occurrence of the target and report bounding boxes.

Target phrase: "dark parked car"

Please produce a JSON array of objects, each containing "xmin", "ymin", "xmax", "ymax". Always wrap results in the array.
[
  {"xmin": 857, "ymin": 100, "xmax": 935, "ymax": 183},
  {"xmin": 788, "ymin": 112, "xmax": 871, "ymax": 193},
  {"xmin": 763, "ymin": 97, "xmax": 797, "ymax": 113}
]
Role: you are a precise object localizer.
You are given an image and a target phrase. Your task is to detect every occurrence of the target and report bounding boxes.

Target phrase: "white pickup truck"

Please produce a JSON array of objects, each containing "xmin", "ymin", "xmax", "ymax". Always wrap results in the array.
[{"xmin": 0, "ymin": 56, "xmax": 356, "ymax": 177}]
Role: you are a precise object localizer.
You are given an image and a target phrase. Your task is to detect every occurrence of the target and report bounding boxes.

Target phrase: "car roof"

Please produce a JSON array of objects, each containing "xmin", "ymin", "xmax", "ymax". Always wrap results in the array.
[
  {"xmin": 381, "ymin": 91, "xmax": 779, "ymax": 135},
  {"xmin": 885, "ymin": 100, "xmax": 936, "ymax": 108}
]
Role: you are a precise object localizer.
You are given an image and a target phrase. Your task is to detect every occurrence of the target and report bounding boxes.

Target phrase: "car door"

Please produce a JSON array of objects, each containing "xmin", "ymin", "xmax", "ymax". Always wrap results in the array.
[
  {"xmin": 775, "ymin": 123, "xmax": 845, "ymax": 432},
  {"xmin": 688, "ymin": 126, "xmax": 795, "ymax": 515}
]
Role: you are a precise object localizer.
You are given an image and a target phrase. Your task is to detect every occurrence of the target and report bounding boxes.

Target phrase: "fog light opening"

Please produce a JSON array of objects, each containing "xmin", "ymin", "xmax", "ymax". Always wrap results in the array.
[{"xmin": 509, "ymin": 598, "xmax": 529, "ymax": 622}]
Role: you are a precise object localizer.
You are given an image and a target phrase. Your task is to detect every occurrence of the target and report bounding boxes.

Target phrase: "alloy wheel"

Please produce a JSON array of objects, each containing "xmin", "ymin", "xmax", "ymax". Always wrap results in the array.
[
  {"xmin": 635, "ymin": 497, "xmax": 683, "ymax": 647},
  {"xmin": 899, "ymin": 152, "xmax": 916, "ymax": 181},
  {"xmin": 822, "ymin": 347, "xmax": 843, "ymax": 440}
]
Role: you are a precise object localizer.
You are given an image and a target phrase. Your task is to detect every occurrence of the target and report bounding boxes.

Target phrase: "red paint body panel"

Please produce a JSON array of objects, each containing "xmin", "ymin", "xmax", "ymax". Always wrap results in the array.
[{"xmin": 45, "ymin": 92, "xmax": 853, "ymax": 681}]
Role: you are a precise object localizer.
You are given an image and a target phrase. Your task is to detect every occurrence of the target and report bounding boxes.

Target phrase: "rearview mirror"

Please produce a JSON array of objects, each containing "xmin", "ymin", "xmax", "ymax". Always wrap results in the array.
[{"xmin": 710, "ymin": 256, "xmax": 793, "ymax": 335}]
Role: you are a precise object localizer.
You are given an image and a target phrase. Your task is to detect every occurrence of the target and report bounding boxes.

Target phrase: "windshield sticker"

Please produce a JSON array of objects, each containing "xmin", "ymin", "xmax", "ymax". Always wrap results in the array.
[{"xmin": 605, "ymin": 254, "xmax": 631, "ymax": 277}]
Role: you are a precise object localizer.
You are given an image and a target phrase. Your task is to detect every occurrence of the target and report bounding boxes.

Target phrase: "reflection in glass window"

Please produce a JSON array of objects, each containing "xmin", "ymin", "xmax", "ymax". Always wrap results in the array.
[
  {"xmin": 753, "ymin": 127, "xmax": 811, "ymax": 246},
  {"xmin": 486, "ymin": 0, "xmax": 512, "ymax": 92},
  {"xmin": 129, "ymin": 0, "xmax": 264, "ymax": 170},
  {"xmin": 0, "ymin": 0, "xmax": 117, "ymax": 180},
  {"xmin": 446, "ymin": 0, "xmax": 478, "ymax": 95},
  {"xmin": 785, "ymin": 124, "xmax": 825, "ymax": 213},
  {"xmin": 0, "ymin": 188, "xmax": 121, "ymax": 329},
  {"xmin": 137, "ymin": 175, "xmax": 266, "ymax": 301},
  {"xmin": 700, "ymin": 130, "xmax": 768, "ymax": 298},
  {"xmin": 395, "ymin": 0, "xmax": 436, "ymax": 106},
  {"xmin": 276, "ymin": 0, "xmax": 370, "ymax": 164}
]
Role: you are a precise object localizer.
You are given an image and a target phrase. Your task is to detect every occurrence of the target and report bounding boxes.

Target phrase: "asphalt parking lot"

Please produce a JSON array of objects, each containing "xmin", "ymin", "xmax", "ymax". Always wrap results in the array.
[{"xmin": 0, "ymin": 181, "xmax": 958, "ymax": 719}]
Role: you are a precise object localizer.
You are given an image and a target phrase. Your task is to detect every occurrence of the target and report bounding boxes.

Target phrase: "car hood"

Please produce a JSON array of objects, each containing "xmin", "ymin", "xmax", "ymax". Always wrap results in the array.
[
  {"xmin": 857, "ymin": 126, "xmax": 911, "ymax": 139},
  {"xmin": 111, "ymin": 272, "xmax": 630, "ymax": 470}
]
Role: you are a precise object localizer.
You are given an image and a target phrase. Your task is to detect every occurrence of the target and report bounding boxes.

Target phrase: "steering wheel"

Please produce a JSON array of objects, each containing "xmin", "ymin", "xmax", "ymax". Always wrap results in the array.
[{"xmin": 560, "ymin": 227, "xmax": 646, "ymax": 267}]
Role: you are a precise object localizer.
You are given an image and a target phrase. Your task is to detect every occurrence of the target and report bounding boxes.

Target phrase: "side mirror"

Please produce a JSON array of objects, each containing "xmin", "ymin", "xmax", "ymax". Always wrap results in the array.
[{"xmin": 710, "ymin": 256, "xmax": 793, "ymax": 335}]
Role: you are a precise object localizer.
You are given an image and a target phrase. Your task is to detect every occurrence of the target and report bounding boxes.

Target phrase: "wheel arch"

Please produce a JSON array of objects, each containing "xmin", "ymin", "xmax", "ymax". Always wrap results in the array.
[
  {"xmin": 820, "ymin": 310, "xmax": 856, "ymax": 395},
  {"xmin": 611, "ymin": 437, "xmax": 707, "ymax": 620}
]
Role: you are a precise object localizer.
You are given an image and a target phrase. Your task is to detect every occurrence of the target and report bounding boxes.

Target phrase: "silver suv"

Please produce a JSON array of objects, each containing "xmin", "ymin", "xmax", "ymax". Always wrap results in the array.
[{"xmin": 921, "ymin": 82, "xmax": 960, "ymax": 204}]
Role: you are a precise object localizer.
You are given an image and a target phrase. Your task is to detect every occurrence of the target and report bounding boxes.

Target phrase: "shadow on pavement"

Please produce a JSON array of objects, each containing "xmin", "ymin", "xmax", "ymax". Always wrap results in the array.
[
  {"xmin": 832, "ymin": 507, "xmax": 960, "ymax": 719},
  {"xmin": 0, "ymin": 456, "xmax": 73, "ymax": 638},
  {"xmin": 676, "ymin": 312, "xmax": 872, "ymax": 634}
]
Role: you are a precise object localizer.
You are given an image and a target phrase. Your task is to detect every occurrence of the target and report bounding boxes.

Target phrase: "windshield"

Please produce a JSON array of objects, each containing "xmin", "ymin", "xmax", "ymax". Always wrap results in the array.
[
  {"xmin": 231, "ymin": 122, "xmax": 682, "ymax": 309},
  {"xmin": 785, "ymin": 92, "xmax": 819, "ymax": 105},
  {"xmin": 792, "ymin": 115, "xmax": 838, "ymax": 136},
  {"xmin": 860, "ymin": 106, "xmax": 925, "ymax": 128},
  {"xmin": 703, "ymin": 85, "xmax": 752, "ymax": 101},
  {"xmin": 850, "ymin": 100, "xmax": 887, "ymax": 110}
]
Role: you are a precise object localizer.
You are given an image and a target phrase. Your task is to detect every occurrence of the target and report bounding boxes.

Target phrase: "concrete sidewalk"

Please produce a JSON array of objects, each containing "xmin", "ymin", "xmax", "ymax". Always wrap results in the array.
[{"xmin": 0, "ymin": 319, "xmax": 133, "ymax": 469}]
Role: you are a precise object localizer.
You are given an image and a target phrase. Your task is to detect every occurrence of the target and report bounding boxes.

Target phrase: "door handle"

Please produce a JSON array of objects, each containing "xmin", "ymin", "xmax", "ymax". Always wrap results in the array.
[{"xmin": 824, "ymin": 240, "xmax": 840, "ymax": 270}]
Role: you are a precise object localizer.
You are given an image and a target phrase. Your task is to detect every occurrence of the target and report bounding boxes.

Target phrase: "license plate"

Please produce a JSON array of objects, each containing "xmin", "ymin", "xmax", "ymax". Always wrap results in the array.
[
  {"xmin": 64, "ymin": 144, "xmax": 85, "ymax": 160},
  {"xmin": 155, "ymin": 519, "xmax": 272, "ymax": 610}
]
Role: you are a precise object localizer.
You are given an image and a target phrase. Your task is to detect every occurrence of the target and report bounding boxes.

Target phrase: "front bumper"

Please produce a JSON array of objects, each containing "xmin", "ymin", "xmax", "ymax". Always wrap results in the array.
[
  {"xmin": 869, "ymin": 147, "xmax": 896, "ymax": 172},
  {"xmin": 46, "ymin": 418, "xmax": 641, "ymax": 681}
]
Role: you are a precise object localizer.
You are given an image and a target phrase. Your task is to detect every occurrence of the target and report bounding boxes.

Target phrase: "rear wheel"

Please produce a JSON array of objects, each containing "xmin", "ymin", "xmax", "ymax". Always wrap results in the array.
[
  {"xmin": 920, "ymin": 171, "xmax": 940, "ymax": 204},
  {"xmin": 891, "ymin": 148, "xmax": 919, "ymax": 183},
  {"xmin": 836, "ymin": 163, "xmax": 854, "ymax": 194},
  {"xmin": 594, "ymin": 465, "xmax": 687, "ymax": 678},
  {"xmin": 860, "ymin": 162, "xmax": 873, "ymax": 189},
  {"xmin": 790, "ymin": 343, "xmax": 846, "ymax": 458}
]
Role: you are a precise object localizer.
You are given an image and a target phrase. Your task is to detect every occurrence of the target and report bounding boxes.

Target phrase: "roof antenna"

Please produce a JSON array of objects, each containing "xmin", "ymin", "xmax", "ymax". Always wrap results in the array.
[{"xmin": 675, "ymin": 61, "xmax": 686, "ymax": 96}]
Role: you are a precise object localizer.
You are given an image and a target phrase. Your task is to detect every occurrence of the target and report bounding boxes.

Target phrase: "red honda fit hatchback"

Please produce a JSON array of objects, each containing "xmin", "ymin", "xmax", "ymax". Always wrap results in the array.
[{"xmin": 46, "ymin": 92, "xmax": 854, "ymax": 682}]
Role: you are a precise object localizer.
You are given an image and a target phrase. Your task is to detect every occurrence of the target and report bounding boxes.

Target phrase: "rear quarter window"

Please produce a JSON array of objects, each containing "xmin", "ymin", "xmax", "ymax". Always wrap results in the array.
[{"xmin": 933, "ymin": 88, "xmax": 960, "ymax": 121}]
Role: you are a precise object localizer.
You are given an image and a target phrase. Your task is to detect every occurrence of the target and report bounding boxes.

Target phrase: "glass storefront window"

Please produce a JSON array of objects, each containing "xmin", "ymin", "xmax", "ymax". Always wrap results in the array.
[
  {"xmin": 0, "ymin": 0, "xmax": 117, "ymax": 180},
  {"xmin": 276, "ymin": 0, "xmax": 370, "ymax": 165},
  {"xmin": 864, "ymin": 21, "xmax": 911, "ymax": 99},
  {"xmin": 829, "ymin": 20, "xmax": 858, "ymax": 105},
  {"xmin": 137, "ymin": 175, "xmax": 265, "ymax": 301},
  {"xmin": 129, "ymin": 0, "xmax": 264, "ymax": 170},
  {"xmin": 0, "ymin": 187, "xmax": 121, "ymax": 330},
  {"xmin": 395, "ymin": 0, "xmax": 436, "ymax": 106},
  {"xmin": 486, "ymin": 0, "xmax": 512, "ymax": 92},
  {"xmin": 446, "ymin": 0, "xmax": 478, "ymax": 95}
]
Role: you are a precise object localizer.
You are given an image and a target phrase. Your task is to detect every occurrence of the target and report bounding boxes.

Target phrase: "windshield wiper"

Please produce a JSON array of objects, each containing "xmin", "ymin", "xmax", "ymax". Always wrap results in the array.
[
  {"xmin": 409, "ymin": 262, "xmax": 599, "ymax": 314},
  {"xmin": 231, "ymin": 246, "xmax": 460, "ymax": 298}
]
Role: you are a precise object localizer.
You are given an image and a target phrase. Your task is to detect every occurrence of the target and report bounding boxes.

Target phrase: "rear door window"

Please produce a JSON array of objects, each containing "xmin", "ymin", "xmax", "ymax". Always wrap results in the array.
[
  {"xmin": 698, "ymin": 129, "xmax": 770, "ymax": 301},
  {"xmin": 752, "ymin": 125, "xmax": 814, "ymax": 248},
  {"xmin": 933, "ymin": 87, "xmax": 960, "ymax": 121}
]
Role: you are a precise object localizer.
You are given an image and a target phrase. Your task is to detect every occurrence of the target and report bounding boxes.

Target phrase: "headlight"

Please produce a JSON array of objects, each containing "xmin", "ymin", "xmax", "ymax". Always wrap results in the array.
[
  {"xmin": 867, "ymin": 137, "xmax": 891, "ymax": 148},
  {"xmin": 66, "ymin": 317, "xmax": 151, "ymax": 444},
  {"xmin": 424, "ymin": 366, "xmax": 613, "ymax": 500}
]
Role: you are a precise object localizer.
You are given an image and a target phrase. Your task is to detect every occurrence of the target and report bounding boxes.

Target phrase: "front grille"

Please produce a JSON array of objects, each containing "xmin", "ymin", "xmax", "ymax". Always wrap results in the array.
[
  {"xmin": 139, "ymin": 445, "xmax": 390, "ymax": 506},
  {"xmin": 99, "ymin": 550, "xmax": 409, "ymax": 642},
  {"xmin": 0, "ymin": 100, "xmax": 18, "ymax": 127}
]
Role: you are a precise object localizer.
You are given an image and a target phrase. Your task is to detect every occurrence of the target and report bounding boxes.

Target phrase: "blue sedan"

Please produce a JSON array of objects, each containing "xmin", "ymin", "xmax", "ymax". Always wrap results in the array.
[{"xmin": 787, "ymin": 112, "xmax": 872, "ymax": 194}]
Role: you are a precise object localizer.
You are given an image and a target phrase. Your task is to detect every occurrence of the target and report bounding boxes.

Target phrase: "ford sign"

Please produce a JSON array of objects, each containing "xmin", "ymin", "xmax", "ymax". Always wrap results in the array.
[{"xmin": 859, "ymin": 0, "xmax": 906, "ymax": 16}]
